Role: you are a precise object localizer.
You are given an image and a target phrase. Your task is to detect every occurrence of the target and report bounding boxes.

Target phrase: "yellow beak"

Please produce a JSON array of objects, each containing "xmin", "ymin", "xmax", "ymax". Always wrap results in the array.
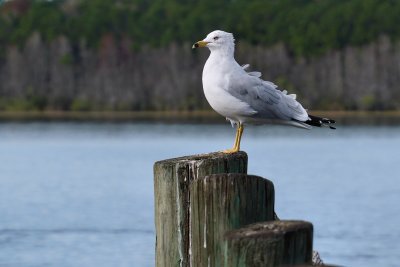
[{"xmin": 192, "ymin": 41, "xmax": 209, "ymax": 49}]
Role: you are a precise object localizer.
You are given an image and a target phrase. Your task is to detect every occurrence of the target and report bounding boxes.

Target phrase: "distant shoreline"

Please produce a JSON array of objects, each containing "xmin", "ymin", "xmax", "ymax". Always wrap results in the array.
[{"xmin": 1, "ymin": 110, "xmax": 400, "ymax": 124}]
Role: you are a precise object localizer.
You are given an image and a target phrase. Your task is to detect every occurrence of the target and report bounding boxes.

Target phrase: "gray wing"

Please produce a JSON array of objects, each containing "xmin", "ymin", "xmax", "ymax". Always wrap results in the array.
[{"xmin": 226, "ymin": 70, "xmax": 309, "ymax": 122}]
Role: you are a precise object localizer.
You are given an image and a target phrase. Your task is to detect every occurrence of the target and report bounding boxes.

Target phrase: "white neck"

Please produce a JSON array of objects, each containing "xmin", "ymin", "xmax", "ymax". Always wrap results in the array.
[{"xmin": 209, "ymin": 43, "xmax": 235, "ymax": 58}]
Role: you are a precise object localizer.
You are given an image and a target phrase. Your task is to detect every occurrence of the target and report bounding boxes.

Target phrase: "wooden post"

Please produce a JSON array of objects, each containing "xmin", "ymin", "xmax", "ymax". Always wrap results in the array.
[
  {"xmin": 189, "ymin": 173, "xmax": 275, "ymax": 266},
  {"xmin": 154, "ymin": 152, "xmax": 248, "ymax": 267},
  {"xmin": 224, "ymin": 221, "xmax": 313, "ymax": 267},
  {"xmin": 154, "ymin": 152, "xmax": 319, "ymax": 267}
]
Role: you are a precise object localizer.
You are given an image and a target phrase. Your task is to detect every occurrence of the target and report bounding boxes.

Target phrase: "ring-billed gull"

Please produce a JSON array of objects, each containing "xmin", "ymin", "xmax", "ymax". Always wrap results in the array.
[{"xmin": 193, "ymin": 30, "xmax": 335, "ymax": 153}]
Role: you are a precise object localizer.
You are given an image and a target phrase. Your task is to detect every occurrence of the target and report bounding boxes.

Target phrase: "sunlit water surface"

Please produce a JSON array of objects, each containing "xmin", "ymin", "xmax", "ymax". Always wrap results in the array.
[{"xmin": 0, "ymin": 122, "xmax": 399, "ymax": 267}]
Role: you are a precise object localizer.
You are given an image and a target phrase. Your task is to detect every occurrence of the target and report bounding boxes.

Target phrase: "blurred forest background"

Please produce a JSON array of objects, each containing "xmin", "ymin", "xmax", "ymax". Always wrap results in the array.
[{"xmin": 0, "ymin": 0, "xmax": 400, "ymax": 112}]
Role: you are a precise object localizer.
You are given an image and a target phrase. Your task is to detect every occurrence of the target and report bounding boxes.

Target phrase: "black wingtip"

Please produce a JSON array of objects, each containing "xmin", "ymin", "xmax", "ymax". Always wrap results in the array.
[
  {"xmin": 305, "ymin": 114, "xmax": 336, "ymax": 129},
  {"xmin": 322, "ymin": 118, "xmax": 336, "ymax": 124}
]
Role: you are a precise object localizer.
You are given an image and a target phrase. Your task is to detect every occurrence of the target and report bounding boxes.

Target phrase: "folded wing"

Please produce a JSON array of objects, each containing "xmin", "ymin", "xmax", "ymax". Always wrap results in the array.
[{"xmin": 227, "ymin": 68, "xmax": 309, "ymax": 123}]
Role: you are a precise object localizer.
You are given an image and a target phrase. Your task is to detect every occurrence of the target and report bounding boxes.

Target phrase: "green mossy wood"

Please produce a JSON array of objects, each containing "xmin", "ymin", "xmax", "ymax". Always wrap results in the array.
[
  {"xmin": 224, "ymin": 221, "xmax": 313, "ymax": 267},
  {"xmin": 154, "ymin": 152, "xmax": 248, "ymax": 267},
  {"xmin": 189, "ymin": 173, "xmax": 275, "ymax": 266},
  {"xmin": 154, "ymin": 152, "xmax": 315, "ymax": 267}
]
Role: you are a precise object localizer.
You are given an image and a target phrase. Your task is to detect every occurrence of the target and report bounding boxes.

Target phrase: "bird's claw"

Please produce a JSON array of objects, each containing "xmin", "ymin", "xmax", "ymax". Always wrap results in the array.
[{"xmin": 221, "ymin": 148, "xmax": 239, "ymax": 154}]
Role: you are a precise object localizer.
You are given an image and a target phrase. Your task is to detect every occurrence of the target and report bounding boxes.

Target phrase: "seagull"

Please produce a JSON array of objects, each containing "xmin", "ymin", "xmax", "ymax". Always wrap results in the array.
[{"xmin": 193, "ymin": 30, "xmax": 335, "ymax": 153}]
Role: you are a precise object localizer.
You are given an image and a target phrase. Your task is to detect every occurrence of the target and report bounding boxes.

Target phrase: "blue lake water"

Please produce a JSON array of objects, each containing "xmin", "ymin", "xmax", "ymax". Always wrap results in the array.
[{"xmin": 0, "ymin": 121, "xmax": 399, "ymax": 267}]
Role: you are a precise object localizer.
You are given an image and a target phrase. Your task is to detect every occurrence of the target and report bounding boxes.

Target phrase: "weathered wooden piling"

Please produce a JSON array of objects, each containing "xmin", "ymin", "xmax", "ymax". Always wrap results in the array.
[
  {"xmin": 224, "ymin": 221, "xmax": 313, "ymax": 267},
  {"xmin": 154, "ymin": 152, "xmax": 248, "ymax": 267},
  {"xmin": 154, "ymin": 152, "xmax": 315, "ymax": 267},
  {"xmin": 189, "ymin": 173, "xmax": 275, "ymax": 266}
]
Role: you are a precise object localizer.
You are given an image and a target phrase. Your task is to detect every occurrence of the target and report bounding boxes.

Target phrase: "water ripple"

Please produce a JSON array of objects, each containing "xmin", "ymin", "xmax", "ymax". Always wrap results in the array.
[{"xmin": 0, "ymin": 228, "xmax": 153, "ymax": 235}]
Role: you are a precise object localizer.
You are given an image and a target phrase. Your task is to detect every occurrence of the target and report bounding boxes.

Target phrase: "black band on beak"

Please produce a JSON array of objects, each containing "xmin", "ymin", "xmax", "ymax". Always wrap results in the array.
[{"xmin": 192, "ymin": 41, "xmax": 208, "ymax": 49}]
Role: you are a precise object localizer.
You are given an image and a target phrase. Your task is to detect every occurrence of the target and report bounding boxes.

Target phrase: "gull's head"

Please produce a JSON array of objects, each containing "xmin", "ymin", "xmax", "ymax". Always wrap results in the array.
[{"xmin": 192, "ymin": 30, "xmax": 235, "ymax": 52}]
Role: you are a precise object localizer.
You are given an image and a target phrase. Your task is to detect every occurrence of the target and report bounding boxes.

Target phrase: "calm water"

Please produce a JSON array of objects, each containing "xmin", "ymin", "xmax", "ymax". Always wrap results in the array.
[{"xmin": 0, "ymin": 122, "xmax": 399, "ymax": 267}]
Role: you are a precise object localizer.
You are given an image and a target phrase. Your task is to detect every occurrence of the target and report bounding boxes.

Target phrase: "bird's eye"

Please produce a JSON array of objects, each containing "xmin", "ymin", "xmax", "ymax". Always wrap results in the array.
[{"xmin": 213, "ymin": 36, "xmax": 219, "ymax": 40}]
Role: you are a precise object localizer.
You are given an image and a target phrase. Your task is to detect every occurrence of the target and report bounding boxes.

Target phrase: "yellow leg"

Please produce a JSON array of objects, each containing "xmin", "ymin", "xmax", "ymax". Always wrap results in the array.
[
  {"xmin": 222, "ymin": 123, "xmax": 244, "ymax": 154},
  {"xmin": 222, "ymin": 126, "xmax": 239, "ymax": 153},
  {"xmin": 236, "ymin": 123, "xmax": 244, "ymax": 150}
]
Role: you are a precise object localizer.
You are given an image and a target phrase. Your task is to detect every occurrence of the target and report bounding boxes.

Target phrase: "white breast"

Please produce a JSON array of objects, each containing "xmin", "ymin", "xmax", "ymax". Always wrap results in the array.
[{"xmin": 202, "ymin": 56, "xmax": 256, "ymax": 122}]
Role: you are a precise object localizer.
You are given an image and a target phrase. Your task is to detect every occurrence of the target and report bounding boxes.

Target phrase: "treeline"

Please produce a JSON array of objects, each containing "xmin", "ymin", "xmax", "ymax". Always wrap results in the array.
[
  {"xmin": 2, "ymin": 0, "xmax": 400, "ymax": 56},
  {"xmin": 0, "ymin": 0, "xmax": 400, "ymax": 111}
]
